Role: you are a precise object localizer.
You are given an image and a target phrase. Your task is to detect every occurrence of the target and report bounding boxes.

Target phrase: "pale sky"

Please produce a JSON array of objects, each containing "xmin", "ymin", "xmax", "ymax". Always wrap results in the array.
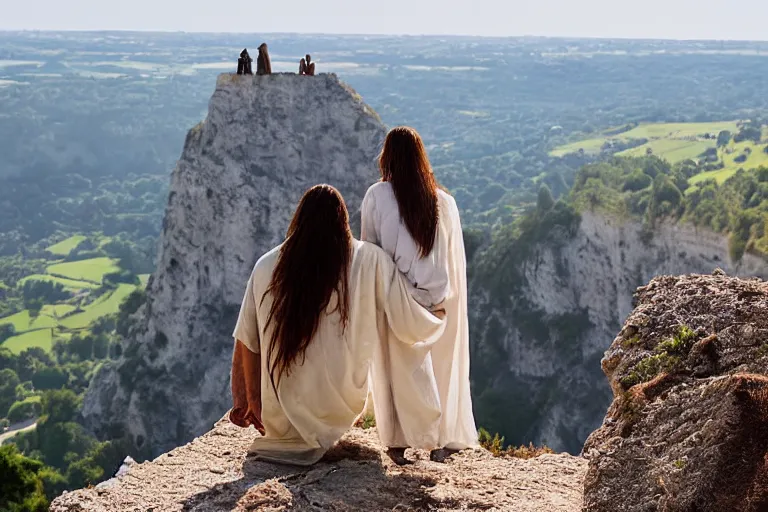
[{"xmin": 2, "ymin": 0, "xmax": 768, "ymax": 41}]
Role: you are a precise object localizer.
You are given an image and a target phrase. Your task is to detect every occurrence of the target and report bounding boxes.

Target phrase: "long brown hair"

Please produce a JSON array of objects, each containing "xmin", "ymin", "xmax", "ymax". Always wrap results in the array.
[
  {"xmin": 379, "ymin": 126, "xmax": 439, "ymax": 257},
  {"xmin": 261, "ymin": 184, "xmax": 352, "ymax": 394}
]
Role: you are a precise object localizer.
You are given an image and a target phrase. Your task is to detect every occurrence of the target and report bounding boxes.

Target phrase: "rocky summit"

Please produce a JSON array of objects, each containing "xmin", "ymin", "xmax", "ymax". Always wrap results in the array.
[
  {"xmin": 583, "ymin": 271, "xmax": 768, "ymax": 511},
  {"xmin": 50, "ymin": 417, "xmax": 586, "ymax": 512},
  {"xmin": 80, "ymin": 72, "xmax": 386, "ymax": 457}
]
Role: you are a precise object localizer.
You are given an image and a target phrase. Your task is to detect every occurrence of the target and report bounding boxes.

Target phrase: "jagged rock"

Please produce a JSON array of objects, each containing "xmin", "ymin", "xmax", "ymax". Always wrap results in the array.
[
  {"xmin": 50, "ymin": 418, "xmax": 586, "ymax": 511},
  {"xmin": 469, "ymin": 210, "xmax": 768, "ymax": 453},
  {"xmin": 81, "ymin": 73, "xmax": 386, "ymax": 456},
  {"xmin": 582, "ymin": 273, "xmax": 768, "ymax": 511}
]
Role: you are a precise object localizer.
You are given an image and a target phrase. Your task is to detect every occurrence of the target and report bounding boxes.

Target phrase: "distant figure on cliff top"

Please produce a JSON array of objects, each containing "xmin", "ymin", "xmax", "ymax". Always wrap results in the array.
[
  {"xmin": 229, "ymin": 184, "xmax": 447, "ymax": 465},
  {"xmin": 237, "ymin": 48, "xmax": 253, "ymax": 75},
  {"xmin": 256, "ymin": 43, "xmax": 272, "ymax": 75},
  {"xmin": 299, "ymin": 54, "xmax": 315, "ymax": 76}
]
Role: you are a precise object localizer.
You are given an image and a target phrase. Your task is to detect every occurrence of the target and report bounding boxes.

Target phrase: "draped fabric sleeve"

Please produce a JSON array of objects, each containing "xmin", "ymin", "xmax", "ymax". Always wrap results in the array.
[
  {"xmin": 367, "ymin": 243, "xmax": 444, "ymax": 449},
  {"xmin": 232, "ymin": 275, "xmax": 260, "ymax": 354},
  {"xmin": 360, "ymin": 187, "xmax": 379, "ymax": 245},
  {"xmin": 370, "ymin": 245, "xmax": 446, "ymax": 346}
]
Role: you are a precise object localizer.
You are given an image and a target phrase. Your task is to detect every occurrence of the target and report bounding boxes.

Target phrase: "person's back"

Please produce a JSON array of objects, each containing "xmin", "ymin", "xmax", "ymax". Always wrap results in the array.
[
  {"xmin": 361, "ymin": 181, "xmax": 452, "ymax": 309},
  {"xmin": 362, "ymin": 126, "xmax": 478, "ymax": 464},
  {"xmin": 230, "ymin": 185, "xmax": 447, "ymax": 465}
]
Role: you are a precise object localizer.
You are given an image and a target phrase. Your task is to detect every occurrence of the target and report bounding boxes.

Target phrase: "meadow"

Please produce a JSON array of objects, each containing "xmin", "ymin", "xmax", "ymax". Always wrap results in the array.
[
  {"xmin": 0, "ymin": 234, "xmax": 145, "ymax": 354},
  {"xmin": 47, "ymin": 257, "xmax": 121, "ymax": 284},
  {"xmin": 551, "ymin": 121, "xmax": 768, "ymax": 185}
]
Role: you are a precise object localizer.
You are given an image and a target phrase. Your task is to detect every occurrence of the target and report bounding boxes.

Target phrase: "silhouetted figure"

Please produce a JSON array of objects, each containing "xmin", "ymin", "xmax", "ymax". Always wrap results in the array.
[
  {"xmin": 257, "ymin": 43, "xmax": 272, "ymax": 75},
  {"xmin": 299, "ymin": 54, "xmax": 315, "ymax": 76},
  {"xmin": 237, "ymin": 48, "xmax": 253, "ymax": 75}
]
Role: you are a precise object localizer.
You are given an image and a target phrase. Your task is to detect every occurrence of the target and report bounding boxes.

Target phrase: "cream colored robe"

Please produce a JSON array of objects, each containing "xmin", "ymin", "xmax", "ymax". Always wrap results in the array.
[
  {"xmin": 362, "ymin": 183, "xmax": 479, "ymax": 451},
  {"xmin": 232, "ymin": 240, "xmax": 446, "ymax": 465}
]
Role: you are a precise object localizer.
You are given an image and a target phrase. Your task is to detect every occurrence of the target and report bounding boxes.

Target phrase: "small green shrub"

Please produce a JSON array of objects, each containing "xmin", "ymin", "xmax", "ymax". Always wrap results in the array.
[
  {"xmin": 657, "ymin": 325, "xmax": 697, "ymax": 355},
  {"xmin": 621, "ymin": 352, "xmax": 680, "ymax": 388}
]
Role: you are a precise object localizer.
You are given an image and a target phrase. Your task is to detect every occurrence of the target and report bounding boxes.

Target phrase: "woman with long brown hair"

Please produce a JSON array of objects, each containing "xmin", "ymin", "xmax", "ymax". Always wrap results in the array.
[
  {"xmin": 230, "ymin": 184, "xmax": 447, "ymax": 465},
  {"xmin": 362, "ymin": 126, "xmax": 479, "ymax": 464}
]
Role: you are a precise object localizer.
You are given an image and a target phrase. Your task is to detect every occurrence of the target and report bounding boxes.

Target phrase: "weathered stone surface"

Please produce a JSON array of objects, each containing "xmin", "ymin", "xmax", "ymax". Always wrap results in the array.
[
  {"xmin": 80, "ymin": 73, "xmax": 386, "ymax": 456},
  {"xmin": 582, "ymin": 272, "xmax": 768, "ymax": 511},
  {"xmin": 469, "ymin": 211, "xmax": 768, "ymax": 453},
  {"xmin": 50, "ymin": 418, "xmax": 586, "ymax": 512}
]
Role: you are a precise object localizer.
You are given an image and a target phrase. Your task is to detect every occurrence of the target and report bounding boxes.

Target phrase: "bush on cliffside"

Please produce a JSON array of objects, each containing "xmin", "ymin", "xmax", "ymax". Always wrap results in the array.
[{"xmin": 568, "ymin": 156, "xmax": 768, "ymax": 262}]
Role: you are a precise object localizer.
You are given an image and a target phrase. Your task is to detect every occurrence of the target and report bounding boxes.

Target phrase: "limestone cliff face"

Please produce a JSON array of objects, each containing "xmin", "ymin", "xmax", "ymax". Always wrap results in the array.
[
  {"xmin": 81, "ymin": 73, "xmax": 386, "ymax": 455},
  {"xmin": 583, "ymin": 273, "xmax": 768, "ymax": 511},
  {"xmin": 469, "ymin": 210, "xmax": 768, "ymax": 453}
]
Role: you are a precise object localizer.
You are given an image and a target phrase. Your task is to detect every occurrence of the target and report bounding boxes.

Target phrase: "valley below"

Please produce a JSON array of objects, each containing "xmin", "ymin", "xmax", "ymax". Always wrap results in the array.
[{"xmin": 2, "ymin": 30, "xmax": 768, "ymax": 508}]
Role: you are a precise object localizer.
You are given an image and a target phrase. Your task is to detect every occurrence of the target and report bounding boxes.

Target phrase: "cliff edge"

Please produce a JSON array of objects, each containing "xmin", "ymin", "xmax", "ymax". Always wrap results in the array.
[
  {"xmin": 583, "ymin": 271, "xmax": 768, "ymax": 511},
  {"xmin": 51, "ymin": 418, "xmax": 586, "ymax": 511},
  {"xmin": 80, "ymin": 72, "xmax": 386, "ymax": 456}
]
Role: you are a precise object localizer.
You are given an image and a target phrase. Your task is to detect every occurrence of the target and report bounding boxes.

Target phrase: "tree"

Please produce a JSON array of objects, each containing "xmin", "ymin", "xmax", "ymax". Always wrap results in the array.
[
  {"xmin": 7, "ymin": 399, "xmax": 42, "ymax": 423},
  {"xmin": 0, "ymin": 444, "xmax": 49, "ymax": 512},
  {"xmin": 623, "ymin": 170, "xmax": 652, "ymax": 192},
  {"xmin": 16, "ymin": 348, "xmax": 53, "ymax": 382},
  {"xmin": 716, "ymin": 130, "xmax": 732, "ymax": 147},
  {"xmin": 536, "ymin": 184, "xmax": 555, "ymax": 212},
  {"xmin": 0, "ymin": 346, "xmax": 17, "ymax": 370},
  {"xmin": 0, "ymin": 323, "xmax": 16, "ymax": 344},
  {"xmin": 32, "ymin": 367, "xmax": 69, "ymax": 391},
  {"xmin": 41, "ymin": 389, "xmax": 80, "ymax": 424},
  {"xmin": 734, "ymin": 124, "xmax": 762, "ymax": 143},
  {"xmin": 1, "ymin": 368, "xmax": 21, "ymax": 417}
]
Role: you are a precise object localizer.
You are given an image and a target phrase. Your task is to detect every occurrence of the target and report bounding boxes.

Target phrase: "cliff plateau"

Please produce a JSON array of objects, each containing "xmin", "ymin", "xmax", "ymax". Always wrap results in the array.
[
  {"xmin": 80, "ymin": 73, "xmax": 386, "ymax": 456},
  {"xmin": 50, "ymin": 418, "xmax": 586, "ymax": 512}
]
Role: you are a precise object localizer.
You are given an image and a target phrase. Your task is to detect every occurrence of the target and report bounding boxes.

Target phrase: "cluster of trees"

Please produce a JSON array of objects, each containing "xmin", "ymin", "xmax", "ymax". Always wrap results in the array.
[
  {"xmin": 0, "ymin": 314, "xmax": 138, "ymax": 508},
  {"xmin": 567, "ymin": 156, "xmax": 768, "ymax": 261},
  {"xmin": 1, "ymin": 389, "xmax": 131, "ymax": 510}
]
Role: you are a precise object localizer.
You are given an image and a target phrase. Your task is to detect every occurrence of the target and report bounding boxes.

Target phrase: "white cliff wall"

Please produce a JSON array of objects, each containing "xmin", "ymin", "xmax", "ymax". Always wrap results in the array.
[
  {"xmin": 470, "ymin": 210, "xmax": 767, "ymax": 453},
  {"xmin": 81, "ymin": 73, "xmax": 386, "ymax": 455}
]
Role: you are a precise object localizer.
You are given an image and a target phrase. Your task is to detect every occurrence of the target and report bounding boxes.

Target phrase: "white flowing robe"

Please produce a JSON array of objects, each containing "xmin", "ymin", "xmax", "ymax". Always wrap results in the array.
[
  {"xmin": 232, "ymin": 240, "xmax": 446, "ymax": 465},
  {"xmin": 361, "ymin": 182, "xmax": 479, "ymax": 450}
]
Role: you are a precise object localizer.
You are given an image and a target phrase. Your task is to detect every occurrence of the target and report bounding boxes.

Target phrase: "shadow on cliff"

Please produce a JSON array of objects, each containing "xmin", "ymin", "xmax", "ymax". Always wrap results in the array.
[{"xmin": 180, "ymin": 439, "xmax": 448, "ymax": 511}]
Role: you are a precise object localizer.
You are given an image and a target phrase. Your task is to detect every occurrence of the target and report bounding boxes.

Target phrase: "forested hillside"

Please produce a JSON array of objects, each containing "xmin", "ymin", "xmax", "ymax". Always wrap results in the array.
[{"xmin": 3, "ymin": 31, "xmax": 768, "ymax": 508}]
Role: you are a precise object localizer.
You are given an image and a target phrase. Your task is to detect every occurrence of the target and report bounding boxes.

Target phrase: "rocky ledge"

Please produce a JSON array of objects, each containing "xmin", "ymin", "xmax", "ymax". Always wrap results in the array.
[
  {"xmin": 583, "ymin": 271, "xmax": 768, "ymax": 511},
  {"xmin": 51, "ymin": 418, "xmax": 586, "ymax": 511}
]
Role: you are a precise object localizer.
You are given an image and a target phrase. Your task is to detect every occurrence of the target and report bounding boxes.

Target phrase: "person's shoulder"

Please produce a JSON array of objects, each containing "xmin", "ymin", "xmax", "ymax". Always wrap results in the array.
[
  {"xmin": 251, "ymin": 244, "xmax": 281, "ymax": 278},
  {"xmin": 365, "ymin": 180, "xmax": 393, "ymax": 199},
  {"xmin": 354, "ymin": 239, "xmax": 390, "ymax": 266},
  {"xmin": 438, "ymin": 188, "xmax": 459, "ymax": 212}
]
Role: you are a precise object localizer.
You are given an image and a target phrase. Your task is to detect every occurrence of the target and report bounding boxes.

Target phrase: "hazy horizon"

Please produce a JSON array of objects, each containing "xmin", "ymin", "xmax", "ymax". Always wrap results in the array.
[{"xmin": 3, "ymin": 0, "xmax": 768, "ymax": 42}]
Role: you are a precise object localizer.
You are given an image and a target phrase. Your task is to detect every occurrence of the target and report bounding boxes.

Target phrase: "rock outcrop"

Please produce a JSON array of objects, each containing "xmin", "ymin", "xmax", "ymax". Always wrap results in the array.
[
  {"xmin": 51, "ymin": 418, "xmax": 586, "ymax": 511},
  {"xmin": 81, "ymin": 73, "xmax": 386, "ymax": 456},
  {"xmin": 582, "ymin": 272, "xmax": 768, "ymax": 511},
  {"xmin": 469, "ymin": 210, "xmax": 768, "ymax": 453}
]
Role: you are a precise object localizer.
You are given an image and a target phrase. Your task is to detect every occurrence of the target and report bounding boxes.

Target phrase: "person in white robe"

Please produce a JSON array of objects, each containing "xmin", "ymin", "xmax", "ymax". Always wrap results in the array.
[
  {"xmin": 361, "ymin": 126, "xmax": 479, "ymax": 463},
  {"xmin": 230, "ymin": 184, "xmax": 447, "ymax": 466}
]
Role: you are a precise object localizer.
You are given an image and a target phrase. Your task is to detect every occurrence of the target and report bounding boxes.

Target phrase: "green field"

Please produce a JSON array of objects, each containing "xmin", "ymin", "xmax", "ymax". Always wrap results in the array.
[
  {"xmin": 689, "ymin": 141, "xmax": 768, "ymax": 186},
  {"xmin": 0, "ymin": 283, "xmax": 139, "ymax": 352},
  {"xmin": 3, "ymin": 328, "xmax": 54, "ymax": 354},
  {"xmin": 19, "ymin": 274, "xmax": 100, "ymax": 291},
  {"xmin": 551, "ymin": 121, "xmax": 741, "ymax": 158},
  {"xmin": 46, "ymin": 257, "xmax": 120, "ymax": 284},
  {"xmin": 45, "ymin": 235, "xmax": 87, "ymax": 256},
  {"xmin": 617, "ymin": 139, "xmax": 713, "ymax": 162},
  {"xmin": 0, "ymin": 310, "xmax": 57, "ymax": 332},
  {"xmin": 60, "ymin": 284, "xmax": 138, "ymax": 329},
  {"xmin": 1, "ymin": 233, "xmax": 147, "ymax": 354},
  {"xmin": 552, "ymin": 121, "xmax": 768, "ymax": 187}
]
